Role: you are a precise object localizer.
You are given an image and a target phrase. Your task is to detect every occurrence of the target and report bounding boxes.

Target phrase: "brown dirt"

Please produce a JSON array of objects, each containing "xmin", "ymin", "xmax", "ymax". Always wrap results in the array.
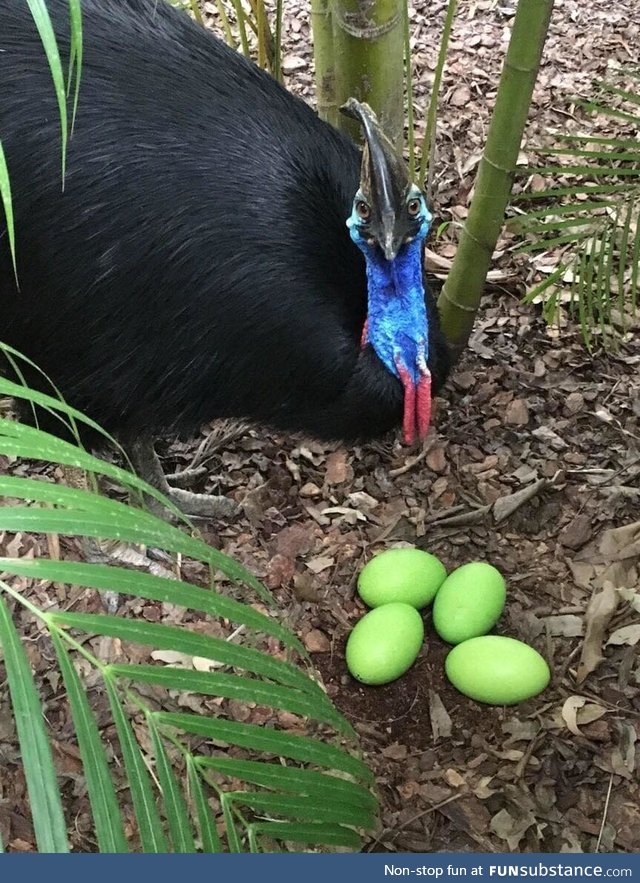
[{"xmin": 1, "ymin": 0, "xmax": 640, "ymax": 856}]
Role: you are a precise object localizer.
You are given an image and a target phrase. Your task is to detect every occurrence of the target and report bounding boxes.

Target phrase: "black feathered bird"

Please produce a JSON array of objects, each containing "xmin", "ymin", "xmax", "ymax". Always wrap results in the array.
[{"xmin": 0, "ymin": 0, "xmax": 449, "ymax": 516}]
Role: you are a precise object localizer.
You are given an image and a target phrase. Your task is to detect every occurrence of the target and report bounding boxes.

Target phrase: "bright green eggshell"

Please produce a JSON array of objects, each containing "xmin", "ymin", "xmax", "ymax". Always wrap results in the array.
[
  {"xmin": 432, "ymin": 561, "xmax": 506, "ymax": 644},
  {"xmin": 445, "ymin": 636, "xmax": 550, "ymax": 705},
  {"xmin": 346, "ymin": 603, "xmax": 424, "ymax": 685},
  {"xmin": 357, "ymin": 548, "xmax": 447, "ymax": 610}
]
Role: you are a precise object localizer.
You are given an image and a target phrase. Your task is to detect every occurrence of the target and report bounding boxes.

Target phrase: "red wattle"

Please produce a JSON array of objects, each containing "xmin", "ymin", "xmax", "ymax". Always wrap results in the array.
[
  {"xmin": 360, "ymin": 319, "xmax": 369, "ymax": 350},
  {"xmin": 395, "ymin": 361, "xmax": 432, "ymax": 445},
  {"xmin": 395, "ymin": 363, "xmax": 417, "ymax": 446},
  {"xmin": 417, "ymin": 369, "xmax": 432, "ymax": 440}
]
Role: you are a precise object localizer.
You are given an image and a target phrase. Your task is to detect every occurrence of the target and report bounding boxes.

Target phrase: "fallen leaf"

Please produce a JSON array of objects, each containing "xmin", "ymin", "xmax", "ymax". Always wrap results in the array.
[
  {"xmin": 382, "ymin": 742, "xmax": 408, "ymax": 760},
  {"xmin": 576, "ymin": 582, "xmax": 619, "ymax": 684},
  {"xmin": 276, "ymin": 524, "xmax": 314, "ymax": 559},
  {"xmin": 450, "ymin": 85, "xmax": 471, "ymax": 107},
  {"xmin": 444, "ymin": 769, "xmax": 466, "ymax": 788},
  {"xmin": 429, "ymin": 690, "xmax": 453, "ymax": 741},
  {"xmin": 599, "ymin": 522, "xmax": 640, "ymax": 560},
  {"xmin": 305, "ymin": 555, "xmax": 334, "ymax": 574},
  {"xmin": 561, "ymin": 696, "xmax": 607, "ymax": 736},
  {"xmin": 321, "ymin": 506, "xmax": 364, "ymax": 525},
  {"xmin": 265, "ymin": 553, "xmax": 295, "ymax": 589},
  {"xmin": 559, "ymin": 515, "xmax": 593, "ymax": 550},
  {"xmin": 543, "ymin": 614, "xmax": 584, "ymax": 637},
  {"xmin": 606, "ymin": 624, "xmax": 640, "ymax": 647},
  {"xmin": 610, "ymin": 722, "xmax": 637, "ymax": 777},
  {"xmin": 426, "ymin": 446, "xmax": 448, "ymax": 473},
  {"xmin": 490, "ymin": 807, "xmax": 537, "ymax": 850},
  {"xmin": 303, "ymin": 629, "xmax": 331, "ymax": 652},
  {"xmin": 150, "ymin": 650, "xmax": 192, "ymax": 666},
  {"xmin": 324, "ymin": 450, "xmax": 351, "ymax": 485},
  {"xmin": 504, "ymin": 398, "xmax": 529, "ymax": 426},
  {"xmin": 281, "ymin": 54, "xmax": 306, "ymax": 72},
  {"xmin": 347, "ymin": 491, "xmax": 379, "ymax": 511},
  {"xmin": 193, "ymin": 656, "xmax": 220, "ymax": 672}
]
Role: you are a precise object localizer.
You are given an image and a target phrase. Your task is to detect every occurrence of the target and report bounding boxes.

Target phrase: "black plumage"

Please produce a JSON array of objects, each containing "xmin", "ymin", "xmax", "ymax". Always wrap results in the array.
[{"xmin": 0, "ymin": 0, "xmax": 448, "ymax": 504}]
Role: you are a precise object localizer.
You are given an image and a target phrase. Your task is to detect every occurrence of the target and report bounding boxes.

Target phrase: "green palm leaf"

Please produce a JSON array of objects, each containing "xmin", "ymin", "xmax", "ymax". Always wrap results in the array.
[
  {"xmin": 512, "ymin": 66, "xmax": 640, "ymax": 347},
  {"xmin": 0, "ymin": 594, "xmax": 69, "ymax": 852}
]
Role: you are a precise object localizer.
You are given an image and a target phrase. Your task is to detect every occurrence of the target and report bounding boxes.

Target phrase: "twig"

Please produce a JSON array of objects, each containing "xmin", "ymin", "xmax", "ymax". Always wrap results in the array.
[
  {"xmin": 389, "ymin": 439, "xmax": 435, "ymax": 477},
  {"xmin": 595, "ymin": 774, "xmax": 614, "ymax": 853}
]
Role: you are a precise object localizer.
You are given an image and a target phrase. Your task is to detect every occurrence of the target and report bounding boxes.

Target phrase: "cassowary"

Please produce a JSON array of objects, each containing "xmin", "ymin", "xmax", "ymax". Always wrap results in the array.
[{"xmin": 0, "ymin": 0, "xmax": 449, "ymax": 517}]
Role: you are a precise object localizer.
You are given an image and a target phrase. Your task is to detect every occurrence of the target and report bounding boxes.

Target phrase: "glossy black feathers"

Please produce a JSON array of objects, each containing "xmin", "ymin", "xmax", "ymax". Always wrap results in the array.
[{"xmin": 0, "ymin": 0, "xmax": 448, "ymax": 444}]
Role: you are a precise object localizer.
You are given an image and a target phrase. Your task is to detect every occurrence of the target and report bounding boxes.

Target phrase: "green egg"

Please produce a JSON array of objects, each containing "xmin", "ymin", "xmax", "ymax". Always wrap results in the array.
[
  {"xmin": 357, "ymin": 547, "xmax": 447, "ymax": 610},
  {"xmin": 432, "ymin": 561, "xmax": 506, "ymax": 644},
  {"xmin": 445, "ymin": 636, "xmax": 550, "ymax": 705},
  {"xmin": 346, "ymin": 603, "xmax": 424, "ymax": 685}
]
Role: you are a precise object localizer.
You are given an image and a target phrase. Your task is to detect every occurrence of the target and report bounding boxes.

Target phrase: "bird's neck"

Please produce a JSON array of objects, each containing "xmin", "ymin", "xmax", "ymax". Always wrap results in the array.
[{"xmin": 364, "ymin": 239, "xmax": 429, "ymax": 383}]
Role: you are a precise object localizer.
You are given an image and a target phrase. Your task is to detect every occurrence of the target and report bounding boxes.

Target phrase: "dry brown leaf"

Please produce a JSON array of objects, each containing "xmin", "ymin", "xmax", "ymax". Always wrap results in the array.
[
  {"xmin": 543, "ymin": 614, "xmax": 584, "ymax": 637},
  {"xmin": 576, "ymin": 582, "xmax": 619, "ymax": 684},
  {"xmin": 305, "ymin": 555, "xmax": 334, "ymax": 574},
  {"xmin": 265, "ymin": 553, "xmax": 295, "ymax": 588},
  {"xmin": 303, "ymin": 629, "xmax": 331, "ymax": 653},
  {"xmin": 561, "ymin": 696, "xmax": 607, "ymax": 736},
  {"xmin": 444, "ymin": 769, "xmax": 466, "ymax": 788},
  {"xmin": 606, "ymin": 624, "xmax": 640, "ymax": 647},
  {"xmin": 193, "ymin": 655, "xmax": 219, "ymax": 672},
  {"xmin": 490, "ymin": 807, "xmax": 537, "ymax": 850},
  {"xmin": 150, "ymin": 650, "xmax": 192, "ymax": 666},
  {"xmin": 324, "ymin": 450, "xmax": 351, "ymax": 485},
  {"xmin": 429, "ymin": 690, "xmax": 453, "ymax": 741},
  {"xmin": 599, "ymin": 521, "xmax": 640, "ymax": 560},
  {"xmin": 611, "ymin": 722, "xmax": 637, "ymax": 776},
  {"xmin": 382, "ymin": 742, "xmax": 408, "ymax": 761},
  {"xmin": 492, "ymin": 478, "xmax": 547, "ymax": 523}
]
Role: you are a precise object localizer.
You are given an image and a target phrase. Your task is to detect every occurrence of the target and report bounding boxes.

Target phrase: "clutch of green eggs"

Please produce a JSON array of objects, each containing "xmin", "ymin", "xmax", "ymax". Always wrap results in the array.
[{"xmin": 347, "ymin": 548, "xmax": 550, "ymax": 703}]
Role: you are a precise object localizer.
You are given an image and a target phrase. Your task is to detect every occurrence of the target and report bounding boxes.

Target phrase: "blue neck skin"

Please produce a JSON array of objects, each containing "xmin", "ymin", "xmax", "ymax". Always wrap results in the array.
[{"xmin": 348, "ymin": 214, "xmax": 431, "ymax": 386}]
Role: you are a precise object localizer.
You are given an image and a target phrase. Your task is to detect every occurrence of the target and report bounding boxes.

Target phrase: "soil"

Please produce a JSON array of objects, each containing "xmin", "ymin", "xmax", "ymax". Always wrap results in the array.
[{"xmin": 1, "ymin": 0, "xmax": 639, "ymax": 856}]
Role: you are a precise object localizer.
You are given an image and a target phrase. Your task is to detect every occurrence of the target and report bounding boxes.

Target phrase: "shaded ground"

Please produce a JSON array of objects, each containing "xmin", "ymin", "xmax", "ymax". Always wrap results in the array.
[{"xmin": 1, "ymin": 0, "xmax": 640, "ymax": 855}]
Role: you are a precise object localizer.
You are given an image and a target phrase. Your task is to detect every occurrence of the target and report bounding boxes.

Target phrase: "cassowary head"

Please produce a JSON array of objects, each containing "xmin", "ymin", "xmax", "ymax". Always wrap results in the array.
[{"xmin": 341, "ymin": 99, "xmax": 433, "ymax": 446}]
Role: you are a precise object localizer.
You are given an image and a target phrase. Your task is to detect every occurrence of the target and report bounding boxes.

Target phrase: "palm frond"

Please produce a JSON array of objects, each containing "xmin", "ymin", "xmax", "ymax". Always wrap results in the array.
[
  {"xmin": 0, "ymin": 378, "xmax": 375, "ymax": 853},
  {"xmin": 511, "ymin": 66, "xmax": 640, "ymax": 348}
]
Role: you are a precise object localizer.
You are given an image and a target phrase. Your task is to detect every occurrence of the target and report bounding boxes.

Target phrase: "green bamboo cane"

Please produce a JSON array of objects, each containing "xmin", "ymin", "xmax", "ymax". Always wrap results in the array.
[
  {"xmin": 418, "ymin": 0, "xmax": 458, "ymax": 197},
  {"xmin": 330, "ymin": 0, "xmax": 405, "ymax": 149},
  {"xmin": 403, "ymin": 0, "xmax": 415, "ymax": 180},
  {"xmin": 311, "ymin": 0, "xmax": 338, "ymax": 127},
  {"xmin": 437, "ymin": 0, "xmax": 554, "ymax": 361}
]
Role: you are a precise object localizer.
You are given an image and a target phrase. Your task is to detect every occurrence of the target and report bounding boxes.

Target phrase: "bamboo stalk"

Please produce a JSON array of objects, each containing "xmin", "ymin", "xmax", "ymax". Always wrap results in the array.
[
  {"xmin": 311, "ymin": 0, "xmax": 338, "ymax": 127},
  {"xmin": 437, "ymin": 0, "xmax": 554, "ymax": 360},
  {"xmin": 403, "ymin": 0, "xmax": 415, "ymax": 180},
  {"xmin": 418, "ymin": 0, "xmax": 458, "ymax": 197},
  {"xmin": 330, "ymin": 0, "xmax": 405, "ymax": 149}
]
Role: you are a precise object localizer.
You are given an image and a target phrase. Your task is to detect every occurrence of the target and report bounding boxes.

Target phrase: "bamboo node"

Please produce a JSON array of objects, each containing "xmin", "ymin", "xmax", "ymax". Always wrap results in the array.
[
  {"xmin": 332, "ymin": 9, "xmax": 401, "ymax": 40},
  {"xmin": 481, "ymin": 154, "xmax": 513, "ymax": 175},
  {"xmin": 441, "ymin": 291, "xmax": 478, "ymax": 313}
]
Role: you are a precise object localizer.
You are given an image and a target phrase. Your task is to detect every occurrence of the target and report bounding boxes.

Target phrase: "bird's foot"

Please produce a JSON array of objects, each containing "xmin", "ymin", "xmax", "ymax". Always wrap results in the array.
[
  {"xmin": 164, "ymin": 465, "xmax": 208, "ymax": 488},
  {"xmin": 127, "ymin": 437, "xmax": 239, "ymax": 522},
  {"xmin": 159, "ymin": 486, "xmax": 239, "ymax": 521}
]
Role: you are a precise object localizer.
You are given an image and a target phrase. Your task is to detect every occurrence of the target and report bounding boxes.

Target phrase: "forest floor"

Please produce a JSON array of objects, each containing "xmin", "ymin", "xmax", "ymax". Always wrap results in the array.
[{"xmin": 1, "ymin": 0, "xmax": 640, "ymax": 855}]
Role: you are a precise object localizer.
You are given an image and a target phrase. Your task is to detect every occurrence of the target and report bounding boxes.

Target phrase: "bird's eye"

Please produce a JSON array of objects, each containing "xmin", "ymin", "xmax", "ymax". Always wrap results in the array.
[
  {"xmin": 356, "ymin": 200, "xmax": 371, "ymax": 221},
  {"xmin": 407, "ymin": 198, "xmax": 422, "ymax": 217}
]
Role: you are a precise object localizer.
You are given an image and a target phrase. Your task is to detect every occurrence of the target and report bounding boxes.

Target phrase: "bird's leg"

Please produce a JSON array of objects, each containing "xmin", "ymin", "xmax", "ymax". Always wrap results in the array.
[{"xmin": 127, "ymin": 437, "xmax": 238, "ymax": 520}]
